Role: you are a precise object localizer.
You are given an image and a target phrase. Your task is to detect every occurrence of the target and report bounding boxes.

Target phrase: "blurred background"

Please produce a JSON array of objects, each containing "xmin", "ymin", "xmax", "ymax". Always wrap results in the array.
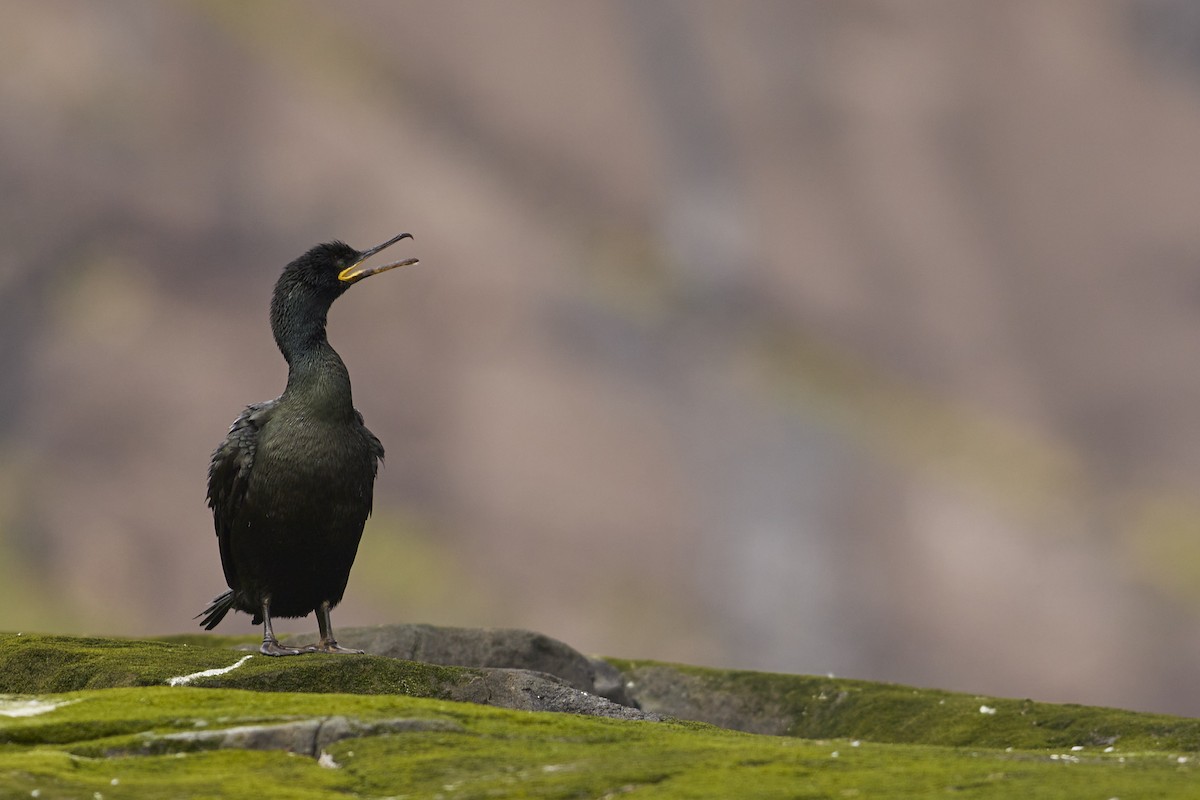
[{"xmin": 4, "ymin": 0, "xmax": 1200, "ymax": 716}]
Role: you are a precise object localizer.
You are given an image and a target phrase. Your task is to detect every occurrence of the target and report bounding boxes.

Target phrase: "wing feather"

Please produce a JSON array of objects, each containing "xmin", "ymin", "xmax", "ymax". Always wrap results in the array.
[
  {"xmin": 355, "ymin": 408, "xmax": 384, "ymax": 517},
  {"xmin": 206, "ymin": 400, "xmax": 275, "ymax": 591}
]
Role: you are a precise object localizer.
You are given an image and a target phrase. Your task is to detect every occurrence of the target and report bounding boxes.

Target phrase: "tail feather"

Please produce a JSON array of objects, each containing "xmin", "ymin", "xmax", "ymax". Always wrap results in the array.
[{"xmin": 196, "ymin": 590, "xmax": 236, "ymax": 631}]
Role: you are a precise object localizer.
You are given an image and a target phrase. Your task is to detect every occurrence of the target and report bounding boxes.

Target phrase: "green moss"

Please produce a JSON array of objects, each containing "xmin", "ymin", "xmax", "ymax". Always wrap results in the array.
[
  {"xmin": 1, "ymin": 686, "xmax": 1194, "ymax": 799},
  {"xmin": 2, "ymin": 634, "xmax": 1199, "ymax": 798},
  {"xmin": 0, "ymin": 633, "xmax": 474, "ymax": 700},
  {"xmin": 0, "ymin": 747, "xmax": 354, "ymax": 799},
  {"xmin": 610, "ymin": 659, "xmax": 1200, "ymax": 752},
  {"xmin": 194, "ymin": 651, "xmax": 472, "ymax": 698},
  {"xmin": 153, "ymin": 632, "xmax": 260, "ymax": 649}
]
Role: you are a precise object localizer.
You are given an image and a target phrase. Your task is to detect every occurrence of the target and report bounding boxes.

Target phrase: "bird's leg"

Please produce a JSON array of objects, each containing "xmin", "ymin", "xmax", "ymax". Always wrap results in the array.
[
  {"xmin": 259, "ymin": 597, "xmax": 310, "ymax": 656},
  {"xmin": 313, "ymin": 600, "xmax": 364, "ymax": 654}
]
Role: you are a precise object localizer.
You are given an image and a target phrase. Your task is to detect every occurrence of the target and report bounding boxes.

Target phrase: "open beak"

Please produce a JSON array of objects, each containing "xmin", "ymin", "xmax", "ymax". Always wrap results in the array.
[{"xmin": 338, "ymin": 232, "xmax": 419, "ymax": 283}]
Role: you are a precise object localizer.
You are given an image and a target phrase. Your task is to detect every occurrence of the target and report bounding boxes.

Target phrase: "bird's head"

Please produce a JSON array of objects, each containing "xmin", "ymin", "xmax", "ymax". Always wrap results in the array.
[
  {"xmin": 282, "ymin": 233, "xmax": 419, "ymax": 299},
  {"xmin": 270, "ymin": 233, "xmax": 419, "ymax": 357}
]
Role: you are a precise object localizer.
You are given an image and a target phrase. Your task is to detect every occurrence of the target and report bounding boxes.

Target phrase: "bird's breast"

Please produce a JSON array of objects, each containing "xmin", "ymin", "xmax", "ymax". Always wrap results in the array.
[{"xmin": 253, "ymin": 412, "xmax": 378, "ymax": 498}]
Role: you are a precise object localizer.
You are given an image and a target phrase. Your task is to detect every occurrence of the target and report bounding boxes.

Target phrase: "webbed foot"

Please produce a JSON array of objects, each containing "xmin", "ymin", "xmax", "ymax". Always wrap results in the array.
[
  {"xmin": 314, "ymin": 638, "xmax": 365, "ymax": 655},
  {"xmin": 312, "ymin": 601, "xmax": 363, "ymax": 654},
  {"xmin": 260, "ymin": 637, "xmax": 310, "ymax": 657}
]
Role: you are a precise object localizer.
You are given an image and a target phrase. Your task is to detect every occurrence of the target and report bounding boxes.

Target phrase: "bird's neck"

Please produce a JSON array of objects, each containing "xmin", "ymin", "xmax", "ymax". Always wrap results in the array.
[
  {"xmin": 271, "ymin": 295, "xmax": 356, "ymax": 418},
  {"xmin": 282, "ymin": 341, "xmax": 355, "ymax": 416}
]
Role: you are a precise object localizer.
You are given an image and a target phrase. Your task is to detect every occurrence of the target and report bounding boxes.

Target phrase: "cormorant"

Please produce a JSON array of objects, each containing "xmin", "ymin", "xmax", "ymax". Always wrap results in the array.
[{"xmin": 197, "ymin": 233, "xmax": 418, "ymax": 656}]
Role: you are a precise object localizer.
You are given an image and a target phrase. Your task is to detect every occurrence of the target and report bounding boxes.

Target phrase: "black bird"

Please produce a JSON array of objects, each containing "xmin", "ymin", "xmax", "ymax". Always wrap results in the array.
[{"xmin": 197, "ymin": 233, "xmax": 418, "ymax": 656}]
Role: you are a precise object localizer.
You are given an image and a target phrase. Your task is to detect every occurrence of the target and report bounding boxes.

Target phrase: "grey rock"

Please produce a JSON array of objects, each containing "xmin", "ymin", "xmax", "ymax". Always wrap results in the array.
[
  {"xmin": 285, "ymin": 624, "xmax": 599, "ymax": 694},
  {"xmin": 272, "ymin": 624, "xmax": 657, "ymax": 721},
  {"xmin": 117, "ymin": 716, "xmax": 464, "ymax": 758},
  {"xmin": 218, "ymin": 624, "xmax": 798, "ymax": 730},
  {"xmin": 315, "ymin": 716, "xmax": 464, "ymax": 751},
  {"xmin": 589, "ymin": 655, "xmax": 637, "ymax": 707},
  {"xmin": 450, "ymin": 668, "xmax": 661, "ymax": 722}
]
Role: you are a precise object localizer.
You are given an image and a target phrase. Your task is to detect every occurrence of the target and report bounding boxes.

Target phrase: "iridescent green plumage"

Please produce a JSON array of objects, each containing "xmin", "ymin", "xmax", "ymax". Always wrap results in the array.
[{"xmin": 198, "ymin": 234, "xmax": 417, "ymax": 656}]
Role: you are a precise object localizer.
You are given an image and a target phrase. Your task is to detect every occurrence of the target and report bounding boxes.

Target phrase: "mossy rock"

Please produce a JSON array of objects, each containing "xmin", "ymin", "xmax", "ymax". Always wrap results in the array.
[
  {"xmin": 0, "ymin": 632, "xmax": 470, "ymax": 697},
  {"xmin": 613, "ymin": 659, "xmax": 1200, "ymax": 752},
  {"xmin": 0, "ymin": 632, "xmax": 1197, "ymax": 798}
]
